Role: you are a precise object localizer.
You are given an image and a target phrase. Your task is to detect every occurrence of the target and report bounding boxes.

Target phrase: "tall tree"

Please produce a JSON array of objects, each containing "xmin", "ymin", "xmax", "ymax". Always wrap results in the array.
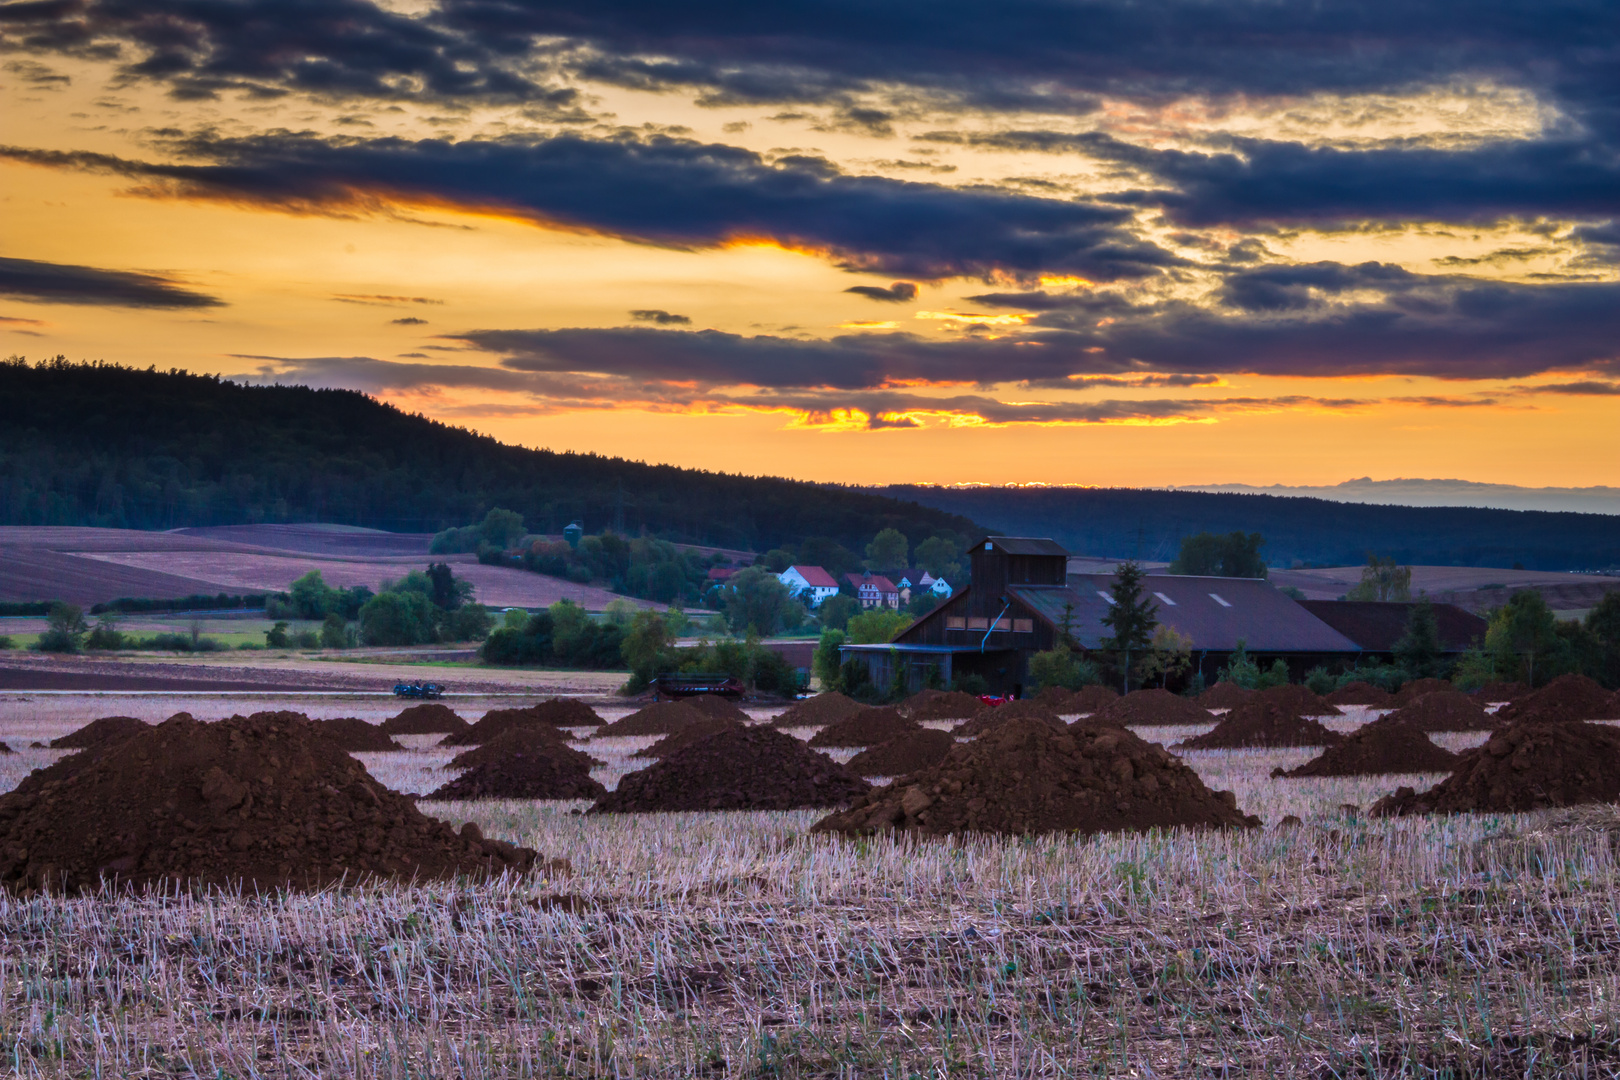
[
  {"xmin": 1100, "ymin": 561, "xmax": 1158, "ymax": 691},
  {"xmin": 1393, "ymin": 599, "xmax": 1445, "ymax": 679},
  {"xmin": 1486, "ymin": 590, "xmax": 1562, "ymax": 685},
  {"xmin": 1346, "ymin": 553, "xmax": 1413, "ymax": 601},
  {"xmin": 864, "ymin": 527, "xmax": 910, "ymax": 572},
  {"xmin": 1169, "ymin": 531, "xmax": 1267, "ymax": 578}
]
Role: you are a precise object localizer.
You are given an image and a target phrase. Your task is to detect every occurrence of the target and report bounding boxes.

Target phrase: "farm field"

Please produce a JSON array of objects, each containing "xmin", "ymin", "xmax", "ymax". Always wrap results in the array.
[
  {"xmin": 1270, "ymin": 564, "xmax": 1620, "ymax": 615},
  {"xmin": 3, "ymin": 695, "xmax": 1619, "ymax": 1076}
]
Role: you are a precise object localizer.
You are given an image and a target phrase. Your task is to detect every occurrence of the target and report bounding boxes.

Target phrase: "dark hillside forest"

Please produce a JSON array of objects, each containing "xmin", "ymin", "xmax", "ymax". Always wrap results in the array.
[
  {"xmin": 0, "ymin": 359, "xmax": 978, "ymax": 551},
  {"xmin": 883, "ymin": 485, "xmax": 1620, "ymax": 572}
]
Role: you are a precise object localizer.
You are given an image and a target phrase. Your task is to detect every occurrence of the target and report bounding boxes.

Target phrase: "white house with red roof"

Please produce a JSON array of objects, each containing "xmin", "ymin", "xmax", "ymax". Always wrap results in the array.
[
  {"xmin": 778, "ymin": 565, "xmax": 841, "ymax": 608},
  {"xmin": 846, "ymin": 571, "xmax": 901, "ymax": 610}
]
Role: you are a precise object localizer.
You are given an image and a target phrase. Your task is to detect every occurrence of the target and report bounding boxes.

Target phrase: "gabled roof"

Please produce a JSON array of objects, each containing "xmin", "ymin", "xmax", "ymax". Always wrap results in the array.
[
  {"xmin": 1010, "ymin": 573, "xmax": 1359, "ymax": 653},
  {"xmin": 1297, "ymin": 600, "xmax": 1487, "ymax": 653},
  {"xmin": 976, "ymin": 536, "xmax": 1070, "ymax": 557},
  {"xmin": 847, "ymin": 572, "xmax": 898, "ymax": 593},
  {"xmin": 784, "ymin": 565, "xmax": 839, "ymax": 589},
  {"xmin": 893, "ymin": 567, "xmax": 941, "ymax": 587}
]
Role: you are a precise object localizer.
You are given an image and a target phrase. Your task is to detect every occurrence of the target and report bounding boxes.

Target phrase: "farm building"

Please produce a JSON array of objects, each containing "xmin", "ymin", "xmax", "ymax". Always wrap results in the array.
[
  {"xmin": 1296, "ymin": 600, "xmax": 1487, "ymax": 657},
  {"xmin": 841, "ymin": 536, "xmax": 1363, "ymax": 695},
  {"xmin": 778, "ymin": 565, "xmax": 840, "ymax": 608},
  {"xmin": 846, "ymin": 571, "xmax": 901, "ymax": 610}
]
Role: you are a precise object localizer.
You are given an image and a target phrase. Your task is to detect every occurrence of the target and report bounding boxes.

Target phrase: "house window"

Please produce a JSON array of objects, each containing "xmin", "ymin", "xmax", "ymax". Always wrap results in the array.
[
  {"xmin": 1012, "ymin": 618, "xmax": 1033, "ymax": 633},
  {"xmin": 967, "ymin": 617, "xmax": 989, "ymax": 630},
  {"xmin": 946, "ymin": 617, "xmax": 965, "ymax": 629}
]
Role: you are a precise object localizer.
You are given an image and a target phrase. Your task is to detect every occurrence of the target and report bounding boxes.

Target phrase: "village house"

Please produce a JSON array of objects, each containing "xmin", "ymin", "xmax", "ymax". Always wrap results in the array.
[
  {"xmin": 846, "ymin": 571, "xmax": 901, "ymax": 610},
  {"xmin": 891, "ymin": 568, "xmax": 952, "ymax": 605},
  {"xmin": 777, "ymin": 564, "xmax": 840, "ymax": 608}
]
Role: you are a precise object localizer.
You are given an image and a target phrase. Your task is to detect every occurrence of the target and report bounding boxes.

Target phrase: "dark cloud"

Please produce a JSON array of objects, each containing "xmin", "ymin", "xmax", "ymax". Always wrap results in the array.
[
  {"xmin": 845, "ymin": 282, "xmax": 918, "ymax": 302},
  {"xmin": 1, "ymin": 133, "xmax": 1177, "ymax": 280},
  {"xmin": 332, "ymin": 293, "xmax": 444, "ymax": 305},
  {"xmin": 1514, "ymin": 380, "xmax": 1620, "ymax": 395},
  {"xmin": 630, "ymin": 308, "xmax": 692, "ymax": 324},
  {"xmin": 0, "ymin": 255, "xmax": 223, "ymax": 309},
  {"xmin": 390, "ymin": 316, "xmax": 428, "ymax": 325}
]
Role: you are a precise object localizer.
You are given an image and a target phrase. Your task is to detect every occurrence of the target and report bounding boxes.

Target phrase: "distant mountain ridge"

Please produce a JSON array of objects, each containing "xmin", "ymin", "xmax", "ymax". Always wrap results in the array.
[{"xmin": 1178, "ymin": 477, "xmax": 1620, "ymax": 516}]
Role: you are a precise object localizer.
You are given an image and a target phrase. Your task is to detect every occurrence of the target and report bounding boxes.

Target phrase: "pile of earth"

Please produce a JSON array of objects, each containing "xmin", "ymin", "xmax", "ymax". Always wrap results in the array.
[
  {"xmin": 381, "ymin": 703, "xmax": 469, "ymax": 736},
  {"xmin": 845, "ymin": 729, "xmax": 958, "ymax": 777},
  {"xmin": 1385, "ymin": 691, "xmax": 1495, "ymax": 732},
  {"xmin": 1091, "ymin": 689, "xmax": 1212, "ymax": 727},
  {"xmin": 1272, "ymin": 716, "xmax": 1459, "ymax": 777},
  {"xmin": 447, "ymin": 726, "xmax": 602, "ymax": 771},
  {"xmin": 813, "ymin": 717, "xmax": 1259, "ymax": 837},
  {"xmin": 952, "ymin": 699, "xmax": 1067, "ymax": 736},
  {"xmin": 1372, "ymin": 720, "xmax": 1620, "ymax": 815},
  {"xmin": 1196, "ymin": 682, "xmax": 1254, "ymax": 710},
  {"xmin": 590, "ymin": 726, "xmax": 868, "ymax": 812},
  {"xmin": 442, "ymin": 701, "xmax": 601, "ymax": 746},
  {"xmin": 0, "ymin": 742, "xmax": 12, "ymax": 755},
  {"xmin": 1255, "ymin": 684, "xmax": 1342, "ymax": 717},
  {"xmin": 771, "ymin": 692, "xmax": 867, "ymax": 727},
  {"xmin": 0, "ymin": 711, "xmax": 537, "ymax": 893},
  {"xmin": 1492, "ymin": 674, "xmax": 1618, "ymax": 725},
  {"xmin": 683, "ymin": 695, "xmax": 752, "ymax": 723},
  {"xmin": 900, "ymin": 690, "xmax": 985, "ymax": 722},
  {"xmin": 313, "ymin": 717, "xmax": 403, "ymax": 752},
  {"xmin": 598, "ymin": 701, "xmax": 709, "ymax": 736},
  {"xmin": 808, "ymin": 707, "xmax": 921, "ymax": 748},
  {"xmin": 1472, "ymin": 681, "xmax": 1530, "ymax": 703},
  {"xmin": 1393, "ymin": 678, "xmax": 1453, "ymax": 704},
  {"xmin": 50, "ymin": 715, "xmax": 151, "ymax": 749},
  {"xmin": 1174, "ymin": 700, "xmax": 1344, "ymax": 750},
  {"xmin": 423, "ymin": 740, "xmax": 605, "ymax": 802},
  {"xmin": 1064, "ymin": 684, "xmax": 1124, "ymax": 714},
  {"xmin": 1326, "ymin": 681, "xmax": 1396, "ymax": 707},
  {"xmin": 633, "ymin": 717, "xmax": 745, "ymax": 759}
]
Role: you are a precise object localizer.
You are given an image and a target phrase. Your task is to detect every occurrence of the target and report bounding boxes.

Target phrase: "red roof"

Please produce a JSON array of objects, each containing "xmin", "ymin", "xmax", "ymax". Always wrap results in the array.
[
  {"xmin": 847, "ymin": 573, "xmax": 898, "ymax": 594},
  {"xmin": 787, "ymin": 565, "xmax": 839, "ymax": 589}
]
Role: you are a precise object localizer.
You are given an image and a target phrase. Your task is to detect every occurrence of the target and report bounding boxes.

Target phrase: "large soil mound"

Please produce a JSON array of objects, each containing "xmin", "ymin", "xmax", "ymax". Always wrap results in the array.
[
  {"xmin": 1327, "ymin": 681, "xmax": 1395, "ymax": 707},
  {"xmin": 447, "ymin": 726, "xmax": 602, "ymax": 772},
  {"xmin": 1386, "ymin": 690, "xmax": 1495, "ymax": 732},
  {"xmin": 1196, "ymin": 682, "xmax": 1254, "ymax": 710},
  {"xmin": 1254, "ymin": 684, "xmax": 1342, "ymax": 716},
  {"xmin": 442, "ymin": 700, "xmax": 601, "ymax": 746},
  {"xmin": 845, "ymin": 729, "xmax": 958, "ymax": 778},
  {"xmin": 1092, "ymin": 689, "xmax": 1212, "ymax": 727},
  {"xmin": 1472, "ymin": 681, "xmax": 1530, "ymax": 703},
  {"xmin": 900, "ymin": 690, "xmax": 985, "ymax": 722},
  {"xmin": 1273, "ymin": 716, "xmax": 1459, "ymax": 777},
  {"xmin": 1372, "ymin": 720, "xmax": 1620, "ymax": 815},
  {"xmin": 813, "ymin": 717, "xmax": 1259, "ymax": 837},
  {"xmin": 632, "ymin": 717, "xmax": 745, "ymax": 759},
  {"xmin": 50, "ymin": 715, "xmax": 150, "ymax": 749},
  {"xmin": 0, "ymin": 742, "xmax": 13, "ymax": 755},
  {"xmin": 590, "ymin": 726, "xmax": 869, "ymax": 812},
  {"xmin": 423, "ymin": 745, "xmax": 606, "ymax": 801},
  {"xmin": 771, "ymin": 692, "xmax": 867, "ymax": 727},
  {"xmin": 314, "ymin": 717, "xmax": 403, "ymax": 752},
  {"xmin": 1174, "ymin": 700, "xmax": 1345, "ymax": 750},
  {"xmin": 683, "ymin": 694, "xmax": 751, "ymax": 723},
  {"xmin": 597, "ymin": 701, "xmax": 708, "ymax": 736},
  {"xmin": 0, "ymin": 711, "xmax": 537, "ymax": 893},
  {"xmin": 953, "ymin": 700, "xmax": 1067, "ymax": 736},
  {"xmin": 380, "ymin": 703, "xmax": 469, "ymax": 735},
  {"xmin": 1492, "ymin": 674, "xmax": 1619, "ymax": 725},
  {"xmin": 808, "ymin": 706, "xmax": 921, "ymax": 747},
  {"xmin": 1393, "ymin": 678, "xmax": 1454, "ymax": 704},
  {"xmin": 1067, "ymin": 684, "xmax": 1123, "ymax": 713}
]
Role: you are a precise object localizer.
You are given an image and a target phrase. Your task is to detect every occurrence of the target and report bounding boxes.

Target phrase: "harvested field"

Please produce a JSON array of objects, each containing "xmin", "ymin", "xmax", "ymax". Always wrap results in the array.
[
  {"xmin": 592, "ymin": 726, "xmax": 868, "ymax": 812},
  {"xmin": 1493, "ymin": 672, "xmax": 1619, "ymax": 724},
  {"xmin": 844, "ymin": 728, "xmax": 957, "ymax": 778},
  {"xmin": 898, "ymin": 689, "xmax": 983, "ymax": 722},
  {"xmin": 807, "ymin": 706, "xmax": 920, "ymax": 748},
  {"xmin": 598, "ymin": 700, "xmax": 708, "ymax": 736},
  {"xmin": 1092, "ymin": 688, "xmax": 1212, "ymax": 726},
  {"xmin": 1273, "ymin": 716, "xmax": 1460, "ymax": 777},
  {"xmin": 443, "ymin": 700, "xmax": 604, "ymax": 745},
  {"xmin": 1387, "ymin": 689, "xmax": 1496, "ymax": 731},
  {"xmin": 382, "ymin": 703, "xmax": 470, "ymax": 735},
  {"xmin": 1373, "ymin": 719, "xmax": 1620, "ymax": 814},
  {"xmin": 313, "ymin": 716, "xmax": 403, "ymax": 751},
  {"xmin": 1175, "ymin": 700, "xmax": 1345, "ymax": 749},
  {"xmin": 632, "ymin": 717, "xmax": 745, "ymax": 759}
]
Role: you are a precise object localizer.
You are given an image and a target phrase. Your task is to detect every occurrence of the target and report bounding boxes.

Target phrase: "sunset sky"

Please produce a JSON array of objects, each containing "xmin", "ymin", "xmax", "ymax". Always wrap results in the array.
[{"xmin": 2, "ymin": 0, "xmax": 1618, "ymax": 488}]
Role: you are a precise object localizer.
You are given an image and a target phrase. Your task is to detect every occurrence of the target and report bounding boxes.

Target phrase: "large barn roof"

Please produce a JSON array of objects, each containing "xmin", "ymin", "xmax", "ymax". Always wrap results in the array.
[
  {"xmin": 1297, "ymin": 600, "xmax": 1487, "ymax": 653},
  {"xmin": 976, "ymin": 536, "xmax": 1069, "ymax": 557}
]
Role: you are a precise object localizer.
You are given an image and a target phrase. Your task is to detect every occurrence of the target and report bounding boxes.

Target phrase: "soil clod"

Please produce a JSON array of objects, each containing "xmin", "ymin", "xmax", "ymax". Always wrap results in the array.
[
  {"xmin": 591, "ymin": 726, "xmax": 868, "ymax": 812},
  {"xmin": 1271, "ymin": 716, "xmax": 1459, "ymax": 777}
]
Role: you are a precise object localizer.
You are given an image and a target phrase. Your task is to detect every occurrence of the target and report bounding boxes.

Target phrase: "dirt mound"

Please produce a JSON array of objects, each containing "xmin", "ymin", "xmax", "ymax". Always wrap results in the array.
[
  {"xmin": 1272, "ymin": 716, "xmax": 1459, "ymax": 777},
  {"xmin": 1393, "ymin": 677, "xmax": 1453, "ymax": 704},
  {"xmin": 900, "ymin": 690, "xmax": 985, "ymax": 722},
  {"xmin": 1092, "ymin": 689, "xmax": 1213, "ymax": 727},
  {"xmin": 1492, "ymin": 674, "xmax": 1619, "ymax": 725},
  {"xmin": 1254, "ymin": 684, "xmax": 1342, "ymax": 716},
  {"xmin": 1386, "ymin": 690, "xmax": 1495, "ymax": 732},
  {"xmin": 380, "ymin": 703, "xmax": 469, "ymax": 735},
  {"xmin": 1067, "ymin": 684, "xmax": 1122, "ymax": 713},
  {"xmin": 808, "ymin": 706, "xmax": 921, "ymax": 747},
  {"xmin": 314, "ymin": 717, "xmax": 403, "ymax": 752},
  {"xmin": 441, "ymin": 700, "xmax": 602, "ymax": 746},
  {"xmin": 1371, "ymin": 720, "xmax": 1620, "ymax": 815},
  {"xmin": 771, "ymin": 692, "xmax": 867, "ymax": 727},
  {"xmin": 598, "ymin": 701, "xmax": 709, "ymax": 736},
  {"xmin": 447, "ymin": 726, "xmax": 602, "ymax": 772},
  {"xmin": 1326, "ymin": 680, "xmax": 1396, "ymax": 707},
  {"xmin": 1174, "ymin": 700, "xmax": 1345, "ymax": 750},
  {"xmin": 632, "ymin": 717, "xmax": 746, "ymax": 759},
  {"xmin": 953, "ymin": 700, "xmax": 1068, "ymax": 737},
  {"xmin": 813, "ymin": 717, "xmax": 1259, "ymax": 837},
  {"xmin": 50, "ymin": 715, "xmax": 150, "ymax": 749},
  {"xmin": 0, "ymin": 711, "xmax": 537, "ymax": 893},
  {"xmin": 845, "ymin": 729, "xmax": 958, "ymax": 778},
  {"xmin": 1195, "ymin": 682, "xmax": 1254, "ymax": 709},
  {"xmin": 423, "ymin": 745, "xmax": 606, "ymax": 802},
  {"xmin": 0, "ymin": 742, "xmax": 12, "ymax": 755},
  {"xmin": 683, "ymin": 694, "xmax": 751, "ymax": 723},
  {"xmin": 1472, "ymin": 681, "xmax": 1530, "ymax": 703},
  {"xmin": 591, "ymin": 726, "xmax": 868, "ymax": 812}
]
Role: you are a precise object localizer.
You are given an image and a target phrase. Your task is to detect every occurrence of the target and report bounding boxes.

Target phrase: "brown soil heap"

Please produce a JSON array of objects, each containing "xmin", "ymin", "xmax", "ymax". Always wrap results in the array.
[
  {"xmin": 900, "ymin": 689, "xmax": 985, "ymax": 722},
  {"xmin": 1472, "ymin": 681, "xmax": 1530, "ymax": 703},
  {"xmin": 1492, "ymin": 673, "xmax": 1619, "ymax": 725},
  {"xmin": 683, "ymin": 694, "xmax": 752, "ymax": 723},
  {"xmin": 632, "ymin": 717, "xmax": 745, "ymax": 759},
  {"xmin": 808, "ymin": 706, "xmax": 922, "ymax": 747},
  {"xmin": 50, "ymin": 715, "xmax": 151, "ymax": 749},
  {"xmin": 813, "ymin": 717, "xmax": 1259, "ymax": 837},
  {"xmin": 1196, "ymin": 682, "xmax": 1254, "ymax": 709},
  {"xmin": 1272, "ymin": 716, "xmax": 1459, "ymax": 777},
  {"xmin": 1068, "ymin": 684, "xmax": 1123, "ymax": 713},
  {"xmin": 771, "ymin": 692, "xmax": 867, "ymax": 727},
  {"xmin": 1371, "ymin": 720, "xmax": 1620, "ymax": 815},
  {"xmin": 380, "ymin": 703, "xmax": 470, "ymax": 735},
  {"xmin": 1174, "ymin": 700, "xmax": 1345, "ymax": 750},
  {"xmin": 1385, "ymin": 690, "xmax": 1495, "ymax": 732},
  {"xmin": 447, "ymin": 726, "xmax": 602, "ymax": 772},
  {"xmin": 0, "ymin": 742, "xmax": 12, "ymax": 755},
  {"xmin": 441, "ymin": 700, "xmax": 602, "ymax": 746},
  {"xmin": 953, "ymin": 700, "xmax": 1068, "ymax": 736},
  {"xmin": 590, "ymin": 726, "xmax": 869, "ymax": 812},
  {"xmin": 1393, "ymin": 677, "xmax": 1453, "ymax": 704},
  {"xmin": 1254, "ymin": 683, "xmax": 1342, "ymax": 716},
  {"xmin": 315, "ymin": 717, "xmax": 404, "ymax": 752},
  {"xmin": 0, "ymin": 711, "xmax": 537, "ymax": 893},
  {"xmin": 845, "ymin": 729, "xmax": 958, "ymax": 777},
  {"xmin": 1326, "ymin": 680, "xmax": 1396, "ymax": 707},
  {"xmin": 423, "ymin": 745, "xmax": 606, "ymax": 801},
  {"xmin": 597, "ymin": 700, "xmax": 709, "ymax": 736},
  {"xmin": 1092, "ymin": 689, "xmax": 1213, "ymax": 727}
]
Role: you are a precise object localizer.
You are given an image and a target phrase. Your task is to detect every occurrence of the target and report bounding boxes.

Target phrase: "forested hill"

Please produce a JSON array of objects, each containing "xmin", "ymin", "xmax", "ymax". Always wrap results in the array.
[
  {"xmin": 881, "ymin": 485, "xmax": 1620, "ymax": 572},
  {"xmin": 0, "ymin": 359, "xmax": 978, "ymax": 551}
]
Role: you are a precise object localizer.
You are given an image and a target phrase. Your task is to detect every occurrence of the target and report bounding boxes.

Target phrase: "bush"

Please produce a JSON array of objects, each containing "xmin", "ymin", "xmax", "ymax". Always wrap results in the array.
[
  {"xmin": 1304, "ymin": 665, "xmax": 1336, "ymax": 696},
  {"xmin": 813, "ymin": 628, "xmax": 846, "ymax": 690},
  {"xmin": 320, "ymin": 612, "xmax": 350, "ymax": 649},
  {"xmin": 0, "ymin": 634, "xmax": 14, "ymax": 650},
  {"xmin": 846, "ymin": 608, "xmax": 912, "ymax": 645},
  {"xmin": 265, "ymin": 621, "xmax": 290, "ymax": 648},
  {"xmin": 952, "ymin": 673, "xmax": 990, "ymax": 696},
  {"xmin": 293, "ymin": 629, "xmax": 320, "ymax": 649},
  {"xmin": 1027, "ymin": 647, "xmax": 1100, "ymax": 691},
  {"xmin": 817, "ymin": 594, "xmax": 860, "ymax": 632},
  {"xmin": 359, "ymin": 591, "xmax": 438, "ymax": 646},
  {"xmin": 34, "ymin": 602, "xmax": 87, "ymax": 653},
  {"xmin": 137, "ymin": 632, "xmax": 225, "ymax": 652},
  {"xmin": 448, "ymin": 602, "xmax": 494, "ymax": 642},
  {"xmin": 85, "ymin": 617, "xmax": 126, "ymax": 651}
]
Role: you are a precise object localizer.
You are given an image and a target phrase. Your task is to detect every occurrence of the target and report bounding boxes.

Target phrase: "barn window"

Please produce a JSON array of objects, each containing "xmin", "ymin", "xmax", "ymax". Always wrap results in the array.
[
  {"xmin": 945, "ymin": 617, "xmax": 965, "ymax": 629},
  {"xmin": 967, "ymin": 617, "xmax": 989, "ymax": 630},
  {"xmin": 1012, "ymin": 618, "xmax": 1033, "ymax": 633}
]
